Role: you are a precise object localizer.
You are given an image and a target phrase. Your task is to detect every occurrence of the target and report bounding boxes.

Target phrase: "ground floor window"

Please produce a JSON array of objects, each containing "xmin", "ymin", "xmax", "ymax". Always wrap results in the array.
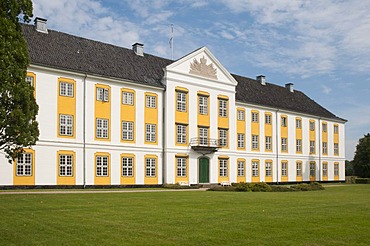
[
  {"xmin": 281, "ymin": 161, "xmax": 287, "ymax": 176},
  {"xmin": 177, "ymin": 157, "xmax": 187, "ymax": 177},
  {"xmin": 146, "ymin": 158, "xmax": 156, "ymax": 177},
  {"xmin": 122, "ymin": 157, "xmax": 133, "ymax": 176},
  {"xmin": 237, "ymin": 161, "xmax": 245, "ymax": 176},
  {"xmin": 59, "ymin": 154, "xmax": 73, "ymax": 176},
  {"xmin": 310, "ymin": 162, "xmax": 316, "ymax": 177},
  {"xmin": 296, "ymin": 162, "xmax": 302, "ymax": 177},
  {"xmin": 322, "ymin": 163, "xmax": 328, "ymax": 177},
  {"xmin": 265, "ymin": 161, "xmax": 272, "ymax": 177},
  {"xmin": 252, "ymin": 161, "xmax": 259, "ymax": 177},
  {"xmin": 16, "ymin": 153, "xmax": 32, "ymax": 176},
  {"xmin": 96, "ymin": 156, "xmax": 109, "ymax": 176},
  {"xmin": 219, "ymin": 159, "xmax": 228, "ymax": 177},
  {"xmin": 334, "ymin": 163, "xmax": 339, "ymax": 176}
]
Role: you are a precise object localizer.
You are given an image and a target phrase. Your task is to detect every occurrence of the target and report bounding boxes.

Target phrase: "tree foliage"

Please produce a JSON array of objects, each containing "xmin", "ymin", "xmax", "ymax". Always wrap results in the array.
[
  {"xmin": 352, "ymin": 133, "xmax": 370, "ymax": 178},
  {"xmin": 0, "ymin": 0, "xmax": 39, "ymax": 163},
  {"xmin": 345, "ymin": 160, "xmax": 354, "ymax": 176}
]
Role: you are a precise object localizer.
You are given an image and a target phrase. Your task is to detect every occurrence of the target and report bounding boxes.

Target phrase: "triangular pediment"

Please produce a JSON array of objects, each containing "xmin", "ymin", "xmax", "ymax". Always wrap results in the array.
[{"xmin": 166, "ymin": 47, "xmax": 237, "ymax": 86}]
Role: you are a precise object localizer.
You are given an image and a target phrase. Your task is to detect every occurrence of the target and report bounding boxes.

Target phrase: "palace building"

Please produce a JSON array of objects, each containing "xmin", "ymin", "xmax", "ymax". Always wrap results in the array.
[{"xmin": 0, "ymin": 18, "xmax": 346, "ymax": 187}]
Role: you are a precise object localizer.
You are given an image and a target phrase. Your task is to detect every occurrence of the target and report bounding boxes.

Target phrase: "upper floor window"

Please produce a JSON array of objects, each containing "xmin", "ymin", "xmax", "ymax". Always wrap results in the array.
[
  {"xmin": 281, "ymin": 116, "xmax": 287, "ymax": 127},
  {"xmin": 219, "ymin": 129, "xmax": 228, "ymax": 147},
  {"xmin": 96, "ymin": 118, "xmax": 109, "ymax": 139},
  {"xmin": 219, "ymin": 99, "xmax": 227, "ymax": 117},
  {"xmin": 322, "ymin": 123, "xmax": 327, "ymax": 132},
  {"xmin": 281, "ymin": 138, "xmax": 287, "ymax": 152},
  {"xmin": 177, "ymin": 91, "xmax": 187, "ymax": 112},
  {"xmin": 237, "ymin": 110, "xmax": 245, "ymax": 121},
  {"xmin": 146, "ymin": 124, "xmax": 156, "ymax": 142},
  {"xmin": 265, "ymin": 114, "xmax": 271, "ymax": 124},
  {"xmin": 296, "ymin": 139, "xmax": 302, "ymax": 153},
  {"xmin": 59, "ymin": 114, "xmax": 73, "ymax": 136},
  {"xmin": 146, "ymin": 95, "xmax": 156, "ymax": 108},
  {"xmin": 96, "ymin": 155, "xmax": 109, "ymax": 177},
  {"xmin": 97, "ymin": 87, "xmax": 109, "ymax": 102},
  {"xmin": 199, "ymin": 96, "xmax": 208, "ymax": 115},
  {"xmin": 60, "ymin": 82, "xmax": 73, "ymax": 97},
  {"xmin": 334, "ymin": 125, "xmax": 339, "ymax": 134},
  {"xmin": 252, "ymin": 112, "xmax": 259, "ymax": 122},
  {"xmin": 237, "ymin": 133, "xmax": 245, "ymax": 148},
  {"xmin": 310, "ymin": 140, "xmax": 315, "ymax": 154},
  {"xmin": 296, "ymin": 119, "xmax": 302, "ymax": 129},
  {"xmin": 265, "ymin": 136, "xmax": 272, "ymax": 151},
  {"xmin": 122, "ymin": 92, "xmax": 134, "ymax": 105},
  {"xmin": 199, "ymin": 127, "xmax": 209, "ymax": 146},
  {"xmin": 16, "ymin": 153, "xmax": 32, "ymax": 176},
  {"xmin": 334, "ymin": 143, "xmax": 339, "ymax": 155},
  {"xmin": 252, "ymin": 135, "xmax": 259, "ymax": 150},
  {"xmin": 176, "ymin": 124, "xmax": 187, "ymax": 144},
  {"xmin": 122, "ymin": 121, "xmax": 134, "ymax": 141},
  {"xmin": 309, "ymin": 121, "xmax": 315, "ymax": 131},
  {"xmin": 281, "ymin": 162, "xmax": 287, "ymax": 176},
  {"xmin": 322, "ymin": 142, "xmax": 328, "ymax": 154}
]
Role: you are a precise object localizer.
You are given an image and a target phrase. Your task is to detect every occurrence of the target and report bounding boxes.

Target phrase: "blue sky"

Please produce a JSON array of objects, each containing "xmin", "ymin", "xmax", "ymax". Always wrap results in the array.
[{"xmin": 32, "ymin": 0, "xmax": 370, "ymax": 160}]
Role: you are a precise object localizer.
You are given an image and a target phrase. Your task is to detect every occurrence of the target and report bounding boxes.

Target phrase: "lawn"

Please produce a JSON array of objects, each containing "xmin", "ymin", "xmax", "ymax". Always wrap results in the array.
[{"xmin": 0, "ymin": 185, "xmax": 369, "ymax": 246}]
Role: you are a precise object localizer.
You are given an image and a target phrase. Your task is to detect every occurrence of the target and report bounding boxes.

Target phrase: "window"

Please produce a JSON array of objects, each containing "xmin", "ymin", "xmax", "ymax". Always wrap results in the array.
[
  {"xmin": 252, "ymin": 135, "xmax": 259, "ymax": 150},
  {"xmin": 176, "ymin": 124, "xmax": 187, "ymax": 144},
  {"xmin": 219, "ymin": 99, "xmax": 227, "ymax": 117},
  {"xmin": 281, "ymin": 138, "xmax": 287, "ymax": 152},
  {"xmin": 334, "ymin": 143, "xmax": 339, "ymax": 155},
  {"xmin": 322, "ymin": 123, "xmax": 327, "ymax": 132},
  {"xmin": 60, "ymin": 114, "xmax": 73, "ymax": 136},
  {"xmin": 296, "ymin": 139, "xmax": 302, "ymax": 152},
  {"xmin": 252, "ymin": 112, "xmax": 259, "ymax": 122},
  {"xmin": 146, "ymin": 95, "xmax": 156, "ymax": 108},
  {"xmin": 322, "ymin": 142, "xmax": 328, "ymax": 154},
  {"xmin": 334, "ymin": 163, "xmax": 339, "ymax": 176},
  {"xmin": 60, "ymin": 82, "xmax": 73, "ymax": 97},
  {"xmin": 96, "ymin": 156, "xmax": 108, "ymax": 177},
  {"xmin": 26, "ymin": 75, "xmax": 34, "ymax": 87},
  {"xmin": 16, "ymin": 153, "xmax": 32, "ymax": 176},
  {"xmin": 177, "ymin": 92, "xmax": 187, "ymax": 112},
  {"xmin": 252, "ymin": 161, "xmax": 259, "ymax": 177},
  {"xmin": 265, "ymin": 136, "xmax": 272, "ymax": 151},
  {"xmin": 96, "ymin": 118, "xmax": 109, "ymax": 139},
  {"xmin": 97, "ymin": 87, "xmax": 109, "ymax": 102},
  {"xmin": 199, "ymin": 96, "xmax": 208, "ymax": 115},
  {"xmin": 323, "ymin": 163, "xmax": 328, "ymax": 176},
  {"xmin": 281, "ymin": 116, "xmax": 287, "ymax": 127},
  {"xmin": 219, "ymin": 159, "xmax": 228, "ymax": 177},
  {"xmin": 310, "ymin": 162, "xmax": 316, "ymax": 177},
  {"xmin": 296, "ymin": 119, "xmax": 302, "ymax": 129},
  {"xmin": 334, "ymin": 125, "xmax": 339, "ymax": 134},
  {"xmin": 296, "ymin": 162, "xmax": 302, "ymax": 176},
  {"xmin": 265, "ymin": 161, "xmax": 272, "ymax": 177},
  {"xmin": 122, "ymin": 92, "xmax": 134, "ymax": 105},
  {"xmin": 59, "ymin": 154, "xmax": 73, "ymax": 176},
  {"xmin": 122, "ymin": 157, "xmax": 133, "ymax": 176},
  {"xmin": 265, "ymin": 114, "xmax": 271, "ymax": 124},
  {"xmin": 122, "ymin": 121, "xmax": 134, "ymax": 141},
  {"xmin": 219, "ymin": 129, "xmax": 228, "ymax": 147},
  {"xmin": 146, "ymin": 158, "xmax": 156, "ymax": 177},
  {"xmin": 177, "ymin": 157, "xmax": 187, "ymax": 177},
  {"xmin": 310, "ymin": 121, "xmax": 315, "ymax": 131},
  {"xmin": 281, "ymin": 162, "xmax": 287, "ymax": 176},
  {"xmin": 237, "ymin": 133, "xmax": 245, "ymax": 148},
  {"xmin": 237, "ymin": 161, "xmax": 245, "ymax": 176},
  {"xmin": 237, "ymin": 110, "xmax": 245, "ymax": 121},
  {"xmin": 146, "ymin": 124, "xmax": 156, "ymax": 142},
  {"xmin": 310, "ymin": 141, "xmax": 315, "ymax": 154},
  {"xmin": 199, "ymin": 127, "xmax": 208, "ymax": 146}
]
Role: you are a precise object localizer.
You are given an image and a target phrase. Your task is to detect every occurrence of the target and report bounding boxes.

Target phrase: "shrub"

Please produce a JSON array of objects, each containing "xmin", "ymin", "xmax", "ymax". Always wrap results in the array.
[
  {"xmin": 163, "ymin": 183, "xmax": 200, "ymax": 189},
  {"xmin": 271, "ymin": 185, "xmax": 293, "ymax": 192},
  {"xmin": 207, "ymin": 186, "xmax": 236, "ymax": 192},
  {"xmin": 355, "ymin": 178, "xmax": 370, "ymax": 184},
  {"xmin": 290, "ymin": 182, "xmax": 325, "ymax": 191}
]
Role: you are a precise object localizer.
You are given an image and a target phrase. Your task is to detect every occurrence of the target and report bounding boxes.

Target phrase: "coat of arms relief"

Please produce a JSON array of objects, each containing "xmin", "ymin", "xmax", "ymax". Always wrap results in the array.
[{"xmin": 189, "ymin": 56, "xmax": 218, "ymax": 79}]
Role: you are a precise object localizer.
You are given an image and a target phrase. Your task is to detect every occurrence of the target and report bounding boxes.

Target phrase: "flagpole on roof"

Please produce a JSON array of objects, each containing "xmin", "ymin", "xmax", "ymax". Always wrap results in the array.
[{"xmin": 170, "ymin": 24, "xmax": 174, "ymax": 61}]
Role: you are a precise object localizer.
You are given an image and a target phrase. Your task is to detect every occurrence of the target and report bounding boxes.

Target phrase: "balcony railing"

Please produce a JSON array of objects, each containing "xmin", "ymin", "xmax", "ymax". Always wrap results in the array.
[{"xmin": 189, "ymin": 137, "xmax": 220, "ymax": 154}]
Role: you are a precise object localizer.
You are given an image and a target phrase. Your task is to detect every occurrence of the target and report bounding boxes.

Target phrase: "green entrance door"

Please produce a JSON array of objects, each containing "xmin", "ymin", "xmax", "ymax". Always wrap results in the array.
[{"xmin": 199, "ymin": 158, "xmax": 209, "ymax": 183}]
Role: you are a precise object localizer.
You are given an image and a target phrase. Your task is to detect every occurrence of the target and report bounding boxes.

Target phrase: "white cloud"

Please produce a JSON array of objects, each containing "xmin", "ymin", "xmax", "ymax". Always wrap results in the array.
[{"xmin": 321, "ymin": 85, "xmax": 332, "ymax": 95}]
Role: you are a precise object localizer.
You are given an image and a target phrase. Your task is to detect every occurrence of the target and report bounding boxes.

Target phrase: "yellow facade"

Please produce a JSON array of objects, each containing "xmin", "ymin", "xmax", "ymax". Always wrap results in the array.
[
  {"xmin": 56, "ymin": 150, "xmax": 76, "ymax": 185},
  {"xmin": 296, "ymin": 161, "xmax": 303, "ymax": 182},
  {"xmin": 144, "ymin": 92, "xmax": 158, "ymax": 145},
  {"xmin": 218, "ymin": 95, "xmax": 229, "ymax": 149},
  {"xmin": 236, "ymin": 158, "xmax": 246, "ymax": 183},
  {"xmin": 296, "ymin": 117, "xmax": 302, "ymax": 154},
  {"xmin": 309, "ymin": 119, "xmax": 316, "ymax": 154},
  {"xmin": 13, "ymin": 149, "xmax": 35, "ymax": 185},
  {"xmin": 237, "ymin": 108, "xmax": 246, "ymax": 150},
  {"xmin": 334, "ymin": 162, "xmax": 339, "ymax": 180},
  {"xmin": 251, "ymin": 159, "xmax": 260, "ymax": 183},
  {"xmin": 120, "ymin": 153, "xmax": 136, "ymax": 185},
  {"xmin": 281, "ymin": 115, "xmax": 288, "ymax": 153},
  {"xmin": 281, "ymin": 160, "xmax": 288, "ymax": 182},
  {"xmin": 57, "ymin": 77, "xmax": 76, "ymax": 139},
  {"xmin": 120, "ymin": 88, "xmax": 136, "ymax": 143},
  {"xmin": 251, "ymin": 110, "xmax": 260, "ymax": 151},
  {"xmin": 322, "ymin": 122, "xmax": 328, "ymax": 156},
  {"xmin": 334, "ymin": 124, "xmax": 339, "ymax": 156},
  {"xmin": 27, "ymin": 72, "xmax": 36, "ymax": 97},
  {"xmin": 94, "ymin": 152, "xmax": 111, "ymax": 185},
  {"xmin": 264, "ymin": 112, "xmax": 272, "ymax": 152},
  {"xmin": 175, "ymin": 87, "xmax": 189, "ymax": 146},
  {"xmin": 322, "ymin": 161, "xmax": 328, "ymax": 181},
  {"xmin": 144, "ymin": 154, "xmax": 158, "ymax": 184},
  {"xmin": 265, "ymin": 159, "xmax": 273, "ymax": 182},
  {"xmin": 94, "ymin": 84, "xmax": 111, "ymax": 141},
  {"xmin": 218, "ymin": 156, "xmax": 229, "ymax": 183},
  {"xmin": 197, "ymin": 91, "xmax": 210, "ymax": 127}
]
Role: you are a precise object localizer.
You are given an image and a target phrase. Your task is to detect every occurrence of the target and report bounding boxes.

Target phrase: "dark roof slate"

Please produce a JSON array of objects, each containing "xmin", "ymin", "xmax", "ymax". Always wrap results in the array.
[{"xmin": 21, "ymin": 24, "xmax": 345, "ymax": 121}]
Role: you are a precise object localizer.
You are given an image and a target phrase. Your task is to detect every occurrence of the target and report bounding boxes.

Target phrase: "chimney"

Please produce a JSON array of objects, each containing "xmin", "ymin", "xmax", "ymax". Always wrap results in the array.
[
  {"xmin": 285, "ymin": 83, "xmax": 294, "ymax": 92},
  {"xmin": 34, "ymin": 17, "xmax": 48, "ymax": 33},
  {"xmin": 256, "ymin": 75, "xmax": 266, "ymax": 85},
  {"xmin": 132, "ymin": 43, "xmax": 144, "ymax": 56}
]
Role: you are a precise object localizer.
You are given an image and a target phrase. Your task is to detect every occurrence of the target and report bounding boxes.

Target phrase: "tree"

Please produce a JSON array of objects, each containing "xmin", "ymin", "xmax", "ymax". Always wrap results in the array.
[
  {"xmin": 345, "ymin": 160, "xmax": 354, "ymax": 176},
  {"xmin": 352, "ymin": 133, "xmax": 370, "ymax": 178},
  {"xmin": 0, "ymin": 0, "xmax": 39, "ymax": 163}
]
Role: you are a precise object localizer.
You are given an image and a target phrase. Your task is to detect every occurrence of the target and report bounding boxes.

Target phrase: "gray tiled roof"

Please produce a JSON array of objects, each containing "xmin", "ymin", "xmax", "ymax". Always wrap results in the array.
[{"xmin": 22, "ymin": 24, "xmax": 345, "ymax": 121}]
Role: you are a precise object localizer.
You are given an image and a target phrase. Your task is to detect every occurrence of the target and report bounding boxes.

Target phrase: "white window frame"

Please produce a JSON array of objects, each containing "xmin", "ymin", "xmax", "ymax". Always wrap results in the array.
[
  {"xmin": 237, "ymin": 110, "xmax": 245, "ymax": 121},
  {"xmin": 59, "ymin": 154, "xmax": 73, "ymax": 177},
  {"xmin": 176, "ymin": 124, "xmax": 187, "ymax": 144},
  {"xmin": 296, "ymin": 119, "xmax": 302, "ymax": 129},
  {"xmin": 146, "ymin": 158, "xmax": 156, "ymax": 177},
  {"xmin": 265, "ymin": 162, "xmax": 272, "ymax": 177},
  {"xmin": 296, "ymin": 162, "xmax": 302, "ymax": 176},
  {"xmin": 334, "ymin": 163, "xmax": 339, "ymax": 176},
  {"xmin": 296, "ymin": 139, "xmax": 302, "ymax": 152},
  {"xmin": 96, "ymin": 118, "xmax": 109, "ymax": 139},
  {"xmin": 219, "ymin": 129, "xmax": 228, "ymax": 147},
  {"xmin": 97, "ymin": 87, "xmax": 109, "ymax": 102},
  {"xmin": 310, "ymin": 162, "xmax": 316, "ymax": 177},
  {"xmin": 322, "ymin": 123, "xmax": 327, "ymax": 132},
  {"xmin": 96, "ymin": 156, "xmax": 108, "ymax": 177},
  {"xmin": 60, "ymin": 82, "xmax": 73, "ymax": 97},
  {"xmin": 281, "ymin": 162, "xmax": 287, "ymax": 176},
  {"xmin": 265, "ymin": 136, "xmax": 272, "ymax": 150},
  {"xmin": 281, "ymin": 117, "xmax": 287, "ymax": 127},
  {"xmin": 237, "ymin": 161, "xmax": 245, "ymax": 176},
  {"xmin": 252, "ymin": 135, "xmax": 259, "ymax": 150},
  {"xmin": 122, "ymin": 157, "xmax": 133, "ymax": 177},
  {"xmin": 252, "ymin": 161, "xmax": 259, "ymax": 177},
  {"xmin": 323, "ymin": 163, "xmax": 328, "ymax": 176},
  {"xmin": 237, "ymin": 133, "xmax": 245, "ymax": 148},
  {"xmin": 122, "ymin": 121, "xmax": 134, "ymax": 141},
  {"xmin": 16, "ymin": 153, "xmax": 32, "ymax": 176},
  {"xmin": 281, "ymin": 138, "xmax": 287, "ymax": 151},
  {"xmin": 122, "ymin": 92, "xmax": 134, "ymax": 105},
  {"xmin": 265, "ymin": 114, "xmax": 271, "ymax": 124},
  {"xmin": 60, "ymin": 114, "xmax": 73, "ymax": 136},
  {"xmin": 322, "ymin": 142, "xmax": 328, "ymax": 154},
  {"xmin": 219, "ymin": 99, "xmax": 227, "ymax": 117},
  {"xmin": 310, "ymin": 140, "xmax": 315, "ymax": 154},
  {"xmin": 177, "ymin": 157, "xmax": 187, "ymax": 177},
  {"xmin": 146, "ymin": 124, "xmax": 156, "ymax": 142},
  {"xmin": 334, "ymin": 125, "xmax": 339, "ymax": 134},
  {"xmin": 252, "ymin": 112, "xmax": 259, "ymax": 122},
  {"xmin": 199, "ymin": 127, "xmax": 208, "ymax": 146},
  {"xmin": 199, "ymin": 96, "xmax": 208, "ymax": 115},
  {"xmin": 334, "ymin": 143, "xmax": 339, "ymax": 155},
  {"xmin": 176, "ymin": 91, "xmax": 187, "ymax": 112},
  {"xmin": 219, "ymin": 159, "xmax": 228, "ymax": 177},
  {"xmin": 310, "ymin": 121, "xmax": 315, "ymax": 131},
  {"xmin": 146, "ymin": 95, "xmax": 156, "ymax": 108}
]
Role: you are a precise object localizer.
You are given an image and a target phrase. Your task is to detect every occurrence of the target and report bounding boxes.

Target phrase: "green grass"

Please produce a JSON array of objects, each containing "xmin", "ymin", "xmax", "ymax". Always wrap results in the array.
[{"xmin": 0, "ymin": 185, "xmax": 369, "ymax": 246}]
